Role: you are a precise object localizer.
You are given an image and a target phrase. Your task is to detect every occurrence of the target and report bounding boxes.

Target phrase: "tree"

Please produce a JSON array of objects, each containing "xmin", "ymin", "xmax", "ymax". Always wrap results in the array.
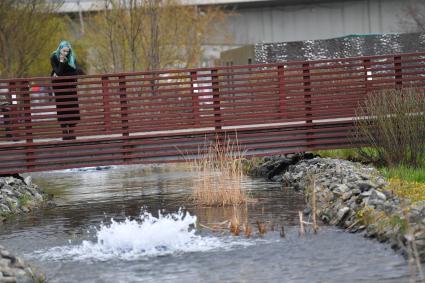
[
  {"xmin": 0, "ymin": 0, "xmax": 69, "ymax": 78},
  {"xmin": 400, "ymin": 0, "xmax": 425, "ymax": 32},
  {"xmin": 81, "ymin": 0, "xmax": 229, "ymax": 73}
]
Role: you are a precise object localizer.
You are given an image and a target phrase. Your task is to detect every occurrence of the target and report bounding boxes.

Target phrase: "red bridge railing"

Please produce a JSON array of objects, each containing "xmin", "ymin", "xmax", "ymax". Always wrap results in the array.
[{"xmin": 1, "ymin": 52, "xmax": 425, "ymax": 174}]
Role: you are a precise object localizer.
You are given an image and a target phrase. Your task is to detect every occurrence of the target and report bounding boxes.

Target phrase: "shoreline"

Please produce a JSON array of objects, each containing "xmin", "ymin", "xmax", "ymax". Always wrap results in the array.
[
  {"xmin": 0, "ymin": 174, "xmax": 51, "ymax": 282},
  {"xmin": 247, "ymin": 154, "xmax": 425, "ymax": 262}
]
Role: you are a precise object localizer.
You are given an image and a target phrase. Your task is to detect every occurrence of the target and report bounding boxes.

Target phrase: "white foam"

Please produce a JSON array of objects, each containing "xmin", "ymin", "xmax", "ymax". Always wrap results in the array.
[{"xmin": 32, "ymin": 209, "xmax": 253, "ymax": 261}]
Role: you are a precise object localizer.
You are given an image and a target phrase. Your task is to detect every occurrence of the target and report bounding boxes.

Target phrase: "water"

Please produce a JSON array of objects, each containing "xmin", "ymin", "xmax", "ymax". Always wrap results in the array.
[{"xmin": 0, "ymin": 164, "xmax": 418, "ymax": 283}]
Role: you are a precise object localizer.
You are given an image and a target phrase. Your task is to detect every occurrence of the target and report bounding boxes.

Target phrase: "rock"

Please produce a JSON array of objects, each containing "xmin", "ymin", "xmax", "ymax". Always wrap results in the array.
[
  {"xmin": 360, "ymin": 190, "xmax": 372, "ymax": 197},
  {"xmin": 376, "ymin": 178, "xmax": 387, "ymax": 188},
  {"xmin": 342, "ymin": 191, "xmax": 353, "ymax": 201},
  {"xmin": 0, "ymin": 204, "xmax": 10, "ymax": 214},
  {"xmin": 371, "ymin": 190, "xmax": 387, "ymax": 202},
  {"xmin": 247, "ymin": 156, "xmax": 425, "ymax": 262},
  {"xmin": 336, "ymin": 207, "xmax": 350, "ymax": 226},
  {"xmin": 266, "ymin": 158, "xmax": 292, "ymax": 179},
  {"xmin": 303, "ymin": 207, "xmax": 312, "ymax": 215},
  {"xmin": 357, "ymin": 181, "xmax": 375, "ymax": 192},
  {"xmin": 333, "ymin": 184, "xmax": 349, "ymax": 195},
  {"xmin": 23, "ymin": 176, "xmax": 32, "ymax": 186},
  {"xmin": 0, "ymin": 175, "xmax": 47, "ymax": 219},
  {"xmin": 359, "ymin": 173, "xmax": 370, "ymax": 180}
]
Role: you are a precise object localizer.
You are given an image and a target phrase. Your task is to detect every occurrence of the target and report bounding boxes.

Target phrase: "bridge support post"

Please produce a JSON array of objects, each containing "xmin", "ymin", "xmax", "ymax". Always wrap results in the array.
[
  {"xmin": 277, "ymin": 64, "xmax": 286, "ymax": 118},
  {"xmin": 22, "ymin": 81, "xmax": 34, "ymax": 169},
  {"xmin": 394, "ymin": 56, "xmax": 402, "ymax": 88},
  {"xmin": 119, "ymin": 76, "xmax": 129, "ymax": 137},
  {"xmin": 119, "ymin": 76, "xmax": 131, "ymax": 163},
  {"xmin": 102, "ymin": 76, "xmax": 111, "ymax": 132},
  {"xmin": 4, "ymin": 82, "xmax": 16, "ymax": 139},
  {"xmin": 363, "ymin": 59, "xmax": 372, "ymax": 96},
  {"xmin": 190, "ymin": 71, "xmax": 200, "ymax": 127},
  {"xmin": 211, "ymin": 69, "xmax": 223, "ymax": 145},
  {"xmin": 303, "ymin": 63, "xmax": 313, "ymax": 150}
]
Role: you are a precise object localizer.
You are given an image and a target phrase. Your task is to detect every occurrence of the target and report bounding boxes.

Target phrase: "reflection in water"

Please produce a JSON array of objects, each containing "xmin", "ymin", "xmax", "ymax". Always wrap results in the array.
[{"xmin": 0, "ymin": 164, "xmax": 418, "ymax": 283}]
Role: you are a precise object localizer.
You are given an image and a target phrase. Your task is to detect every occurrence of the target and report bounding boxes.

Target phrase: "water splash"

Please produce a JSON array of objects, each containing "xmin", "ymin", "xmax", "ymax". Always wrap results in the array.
[{"xmin": 32, "ymin": 209, "xmax": 252, "ymax": 261}]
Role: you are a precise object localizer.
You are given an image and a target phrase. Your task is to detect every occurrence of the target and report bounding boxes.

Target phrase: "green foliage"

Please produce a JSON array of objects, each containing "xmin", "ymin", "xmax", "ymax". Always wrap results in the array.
[
  {"xmin": 380, "ymin": 165, "xmax": 425, "ymax": 183},
  {"xmin": 241, "ymin": 156, "xmax": 264, "ymax": 174},
  {"xmin": 18, "ymin": 193, "xmax": 31, "ymax": 207},
  {"xmin": 315, "ymin": 148, "xmax": 361, "ymax": 161}
]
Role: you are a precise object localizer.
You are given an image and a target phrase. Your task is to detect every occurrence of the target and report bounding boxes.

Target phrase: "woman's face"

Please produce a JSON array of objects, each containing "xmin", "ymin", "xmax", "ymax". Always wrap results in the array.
[{"xmin": 60, "ymin": 47, "xmax": 70, "ymax": 57}]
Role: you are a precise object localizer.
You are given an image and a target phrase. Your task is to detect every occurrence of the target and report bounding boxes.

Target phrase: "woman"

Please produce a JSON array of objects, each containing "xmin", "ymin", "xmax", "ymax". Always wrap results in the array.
[{"xmin": 51, "ymin": 40, "xmax": 82, "ymax": 140}]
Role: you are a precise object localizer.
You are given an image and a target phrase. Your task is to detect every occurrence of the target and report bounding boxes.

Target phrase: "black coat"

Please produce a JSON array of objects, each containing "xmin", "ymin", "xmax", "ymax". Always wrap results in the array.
[{"xmin": 50, "ymin": 54, "xmax": 82, "ymax": 123}]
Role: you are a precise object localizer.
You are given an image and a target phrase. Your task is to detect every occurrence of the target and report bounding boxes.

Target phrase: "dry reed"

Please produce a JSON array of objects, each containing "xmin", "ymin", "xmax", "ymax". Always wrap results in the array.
[
  {"xmin": 299, "ymin": 211, "xmax": 305, "ymax": 237},
  {"xmin": 190, "ymin": 136, "xmax": 250, "ymax": 206}
]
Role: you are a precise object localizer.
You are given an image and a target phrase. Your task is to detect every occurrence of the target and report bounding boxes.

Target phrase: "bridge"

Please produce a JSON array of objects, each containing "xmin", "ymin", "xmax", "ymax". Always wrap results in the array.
[{"xmin": 0, "ymin": 52, "xmax": 423, "ymax": 175}]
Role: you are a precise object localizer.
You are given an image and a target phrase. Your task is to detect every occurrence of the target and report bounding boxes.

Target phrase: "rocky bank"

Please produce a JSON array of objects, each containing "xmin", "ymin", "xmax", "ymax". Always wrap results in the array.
[
  {"xmin": 249, "ymin": 155, "xmax": 425, "ymax": 262},
  {"xmin": 0, "ymin": 174, "xmax": 48, "ymax": 282}
]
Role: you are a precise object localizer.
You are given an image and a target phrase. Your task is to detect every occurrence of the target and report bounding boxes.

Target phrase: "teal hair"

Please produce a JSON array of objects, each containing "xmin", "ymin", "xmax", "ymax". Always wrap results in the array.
[{"xmin": 53, "ymin": 40, "xmax": 76, "ymax": 69}]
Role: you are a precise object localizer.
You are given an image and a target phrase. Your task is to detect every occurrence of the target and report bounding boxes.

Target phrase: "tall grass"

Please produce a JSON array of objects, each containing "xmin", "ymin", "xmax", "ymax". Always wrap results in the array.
[
  {"xmin": 380, "ymin": 165, "xmax": 425, "ymax": 183},
  {"xmin": 316, "ymin": 148, "xmax": 362, "ymax": 161},
  {"xmin": 190, "ymin": 137, "xmax": 250, "ymax": 206},
  {"xmin": 353, "ymin": 88, "xmax": 425, "ymax": 167}
]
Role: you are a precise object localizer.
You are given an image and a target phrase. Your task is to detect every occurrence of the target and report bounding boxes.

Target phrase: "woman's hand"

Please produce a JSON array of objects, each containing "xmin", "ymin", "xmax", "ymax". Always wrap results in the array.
[{"xmin": 59, "ymin": 54, "xmax": 67, "ymax": 63}]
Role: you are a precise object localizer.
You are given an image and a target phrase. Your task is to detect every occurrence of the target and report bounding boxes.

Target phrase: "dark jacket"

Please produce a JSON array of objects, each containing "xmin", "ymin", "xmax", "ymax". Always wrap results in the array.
[
  {"xmin": 50, "ymin": 54, "xmax": 84, "ymax": 77},
  {"xmin": 50, "ymin": 54, "xmax": 82, "ymax": 123}
]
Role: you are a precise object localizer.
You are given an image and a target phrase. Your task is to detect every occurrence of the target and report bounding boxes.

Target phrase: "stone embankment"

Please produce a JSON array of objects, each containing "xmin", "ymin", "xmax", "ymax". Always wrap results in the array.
[
  {"xmin": 0, "ymin": 245, "xmax": 44, "ymax": 283},
  {"xmin": 249, "ymin": 155, "xmax": 425, "ymax": 261},
  {"xmin": 0, "ymin": 175, "xmax": 47, "ymax": 220},
  {"xmin": 1, "ymin": 174, "xmax": 48, "ymax": 282}
]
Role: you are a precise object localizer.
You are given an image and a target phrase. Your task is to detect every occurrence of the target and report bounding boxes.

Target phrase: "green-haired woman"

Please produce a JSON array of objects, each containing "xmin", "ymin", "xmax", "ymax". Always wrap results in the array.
[{"xmin": 50, "ymin": 40, "xmax": 83, "ymax": 140}]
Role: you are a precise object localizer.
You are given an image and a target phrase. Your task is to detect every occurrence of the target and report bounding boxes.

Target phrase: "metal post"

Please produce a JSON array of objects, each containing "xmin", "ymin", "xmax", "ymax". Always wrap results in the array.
[
  {"xmin": 102, "ymin": 76, "xmax": 111, "ymax": 132},
  {"xmin": 277, "ymin": 64, "xmax": 286, "ymax": 118},
  {"xmin": 394, "ymin": 56, "xmax": 402, "ymax": 88},
  {"xmin": 119, "ymin": 76, "xmax": 129, "ymax": 136},
  {"xmin": 22, "ymin": 81, "xmax": 34, "ymax": 169},
  {"xmin": 363, "ymin": 58, "xmax": 372, "ymax": 96},
  {"xmin": 190, "ymin": 71, "xmax": 200, "ymax": 127},
  {"xmin": 211, "ymin": 69, "xmax": 221, "ymax": 131},
  {"xmin": 303, "ymin": 63, "xmax": 313, "ymax": 149}
]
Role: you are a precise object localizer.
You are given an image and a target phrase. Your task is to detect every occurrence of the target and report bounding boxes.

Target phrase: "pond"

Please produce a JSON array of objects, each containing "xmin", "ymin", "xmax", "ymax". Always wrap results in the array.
[{"xmin": 0, "ymin": 164, "xmax": 416, "ymax": 282}]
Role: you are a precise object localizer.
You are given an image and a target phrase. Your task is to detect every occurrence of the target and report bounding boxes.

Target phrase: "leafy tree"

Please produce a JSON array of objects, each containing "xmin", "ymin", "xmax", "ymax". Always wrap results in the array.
[
  {"xmin": 81, "ymin": 0, "xmax": 229, "ymax": 73},
  {"xmin": 0, "ymin": 0, "xmax": 71, "ymax": 78}
]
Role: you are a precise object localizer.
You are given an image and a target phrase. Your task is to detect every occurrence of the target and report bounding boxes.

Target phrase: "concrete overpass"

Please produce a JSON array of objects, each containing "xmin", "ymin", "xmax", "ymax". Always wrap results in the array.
[{"xmin": 59, "ymin": 0, "xmax": 414, "ymax": 66}]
